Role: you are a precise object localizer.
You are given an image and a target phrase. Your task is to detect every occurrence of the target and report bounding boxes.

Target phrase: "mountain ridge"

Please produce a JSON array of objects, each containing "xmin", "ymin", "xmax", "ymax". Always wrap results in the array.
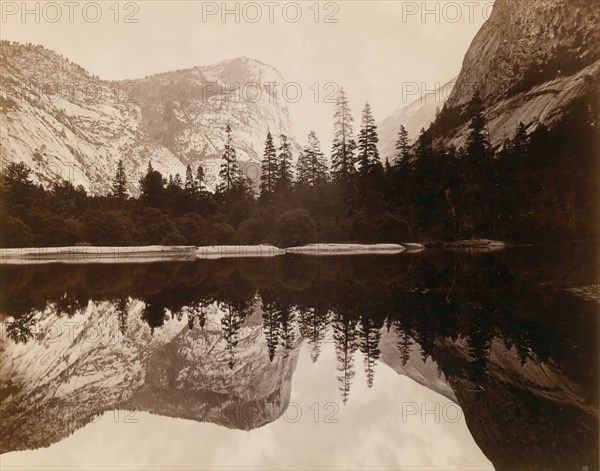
[{"xmin": 0, "ymin": 41, "xmax": 298, "ymax": 195}]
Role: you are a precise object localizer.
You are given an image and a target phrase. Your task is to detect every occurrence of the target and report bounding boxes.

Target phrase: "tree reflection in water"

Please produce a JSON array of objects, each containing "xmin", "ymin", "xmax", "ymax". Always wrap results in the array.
[{"xmin": 0, "ymin": 248, "xmax": 598, "ymax": 469}]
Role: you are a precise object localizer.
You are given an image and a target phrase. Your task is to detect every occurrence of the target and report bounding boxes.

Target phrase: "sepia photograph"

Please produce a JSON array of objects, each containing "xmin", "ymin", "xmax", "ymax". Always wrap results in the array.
[{"xmin": 0, "ymin": 1, "xmax": 598, "ymax": 470}]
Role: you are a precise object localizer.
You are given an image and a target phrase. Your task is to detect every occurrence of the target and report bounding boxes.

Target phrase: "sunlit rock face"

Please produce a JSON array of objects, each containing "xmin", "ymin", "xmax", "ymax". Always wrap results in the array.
[
  {"xmin": 0, "ymin": 43, "xmax": 297, "ymax": 194},
  {"xmin": 0, "ymin": 300, "xmax": 301, "ymax": 453},
  {"xmin": 435, "ymin": 0, "xmax": 600, "ymax": 147}
]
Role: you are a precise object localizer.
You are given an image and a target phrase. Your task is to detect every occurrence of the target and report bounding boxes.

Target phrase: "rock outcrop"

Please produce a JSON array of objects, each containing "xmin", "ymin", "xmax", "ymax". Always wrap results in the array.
[{"xmin": 433, "ymin": 0, "xmax": 600, "ymax": 147}]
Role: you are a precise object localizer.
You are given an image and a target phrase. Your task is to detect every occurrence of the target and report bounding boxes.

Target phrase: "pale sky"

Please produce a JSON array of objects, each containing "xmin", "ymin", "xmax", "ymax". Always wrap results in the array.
[{"xmin": 1, "ymin": 0, "xmax": 492, "ymax": 147}]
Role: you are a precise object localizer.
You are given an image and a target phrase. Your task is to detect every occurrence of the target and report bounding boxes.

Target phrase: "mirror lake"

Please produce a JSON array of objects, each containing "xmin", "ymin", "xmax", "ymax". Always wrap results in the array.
[{"xmin": 0, "ymin": 247, "xmax": 598, "ymax": 470}]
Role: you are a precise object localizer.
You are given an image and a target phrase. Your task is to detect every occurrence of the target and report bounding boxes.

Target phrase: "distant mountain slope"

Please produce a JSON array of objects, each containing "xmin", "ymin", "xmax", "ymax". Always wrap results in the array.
[
  {"xmin": 431, "ymin": 0, "xmax": 600, "ymax": 147},
  {"xmin": 135, "ymin": 57, "xmax": 295, "ymax": 162},
  {"xmin": 378, "ymin": 79, "xmax": 455, "ymax": 161},
  {"xmin": 0, "ymin": 42, "xmax": 298, "ymax": 194}
]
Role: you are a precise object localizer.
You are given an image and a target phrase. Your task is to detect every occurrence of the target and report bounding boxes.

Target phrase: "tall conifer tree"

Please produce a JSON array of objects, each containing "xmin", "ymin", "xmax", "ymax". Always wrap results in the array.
[
  {"xmin": 260, "ymin": 131, "xmax": 278, "ymax": 200},
  {"xmin": 331, "ymin": 88, "xmax": 356, "ymax": 182},
  {"xmin": 217, "ymin": 123, "xmax": 244, "ymax": 196},
  {"xmin": 276, "ymin": 134, "xmax": 293, "ymax": 191},
  {"xmin": 357, "ymin": 102, "xmax": 380, "ymax": 177},
  {"xmin": 111, "ymin": 159, "xmax": 128, "ymax": 201},
  {"xmin": 297, "ymin": 130, "xmax": 328, "ymax": 186}
]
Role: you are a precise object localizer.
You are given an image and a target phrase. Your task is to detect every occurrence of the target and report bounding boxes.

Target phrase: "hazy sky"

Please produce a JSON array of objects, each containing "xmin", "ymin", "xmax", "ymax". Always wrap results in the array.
[{"xmin": 1, "ymin": 0, "xmax": 492, "ymax": 147}]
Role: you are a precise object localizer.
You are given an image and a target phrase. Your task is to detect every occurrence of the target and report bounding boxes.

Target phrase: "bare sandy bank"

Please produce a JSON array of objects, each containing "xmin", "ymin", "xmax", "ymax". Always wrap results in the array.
[
  {"xmin": 0, "ymin": 243, "xmax": 427, "ymax": 264},
  {"xmin": 286, "ymin": 243, "xmax": 412, "ymax": 255}
]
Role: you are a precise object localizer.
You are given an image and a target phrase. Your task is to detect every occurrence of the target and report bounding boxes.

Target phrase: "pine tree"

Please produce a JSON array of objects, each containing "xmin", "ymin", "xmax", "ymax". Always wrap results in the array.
[
  {"xmin": 466, "ymin": 86, "xmax": 491, "ymax": 161},
  {"xmin": 296, "ymin": 149, "xmax": 310, "ymax": 187},
  {"xmin": 4, "ymin": 161, "xmax": 33, "ymax": 187},
  {"xmin": 298, "ymin": 305, "xmax": 329, "ymax": 362},
  {"xmin": 395, "ymin": 125, "xmax": 410, "ymax": 165},
  {"xmin": 511, "ymin": 122, "xmax": 529, "ymax": 160},
  {"xmin": 359, "ymin": 315, "xmax": 381, "ymax": 388},
  {"xmin": 173, "ymin": 173, "xmax": 183, "ymax": 188},
  {"xmin": 184, "ymin": 164, "xmax": 197, "ymax": 196},
  {"xmin": 395, "ymin": 325, "xmax": 412, "ymax": 367},
  {"xmin": 261, "ymin": 292, "xmax": 282, "ymax": 361},
  {"xmin": 357, "ymin": 102, "xmax": 380, "ymax": 177},
  {"xmin": 260, "ymin": 131, "xmax": 278, "ymax": 201},
  {"xmin": 393, "ymin": 125, "xmax": 415, "ymax": 203},
  {"xmin": 296, "ymin": 130, "xmax": 328, "ymax": 186},
  {"xmin": 333, "ymin": 310, "xmax": 358, "ymax": 405},
  {"xmin": 217, "ymin": 123, "xmax": 244, "ymax": 196},
  {"xmin": 111, "ymin": 159, "xmax": 128, "ymax": 201},
  {"xmin": 221, "ymin": 302, "xmax": 243, "ymax": 369},
  {"xmin": 459, "ymin": 87, "xmax": 495, "ymax": 237},
  {"xmin": 276, "ymin": 134, "xmax": 293, "ymax": 191},
  {"xmin": 331, "ymin": 88, "xmax": 356, "ymax": 182},
  {"xmin": 414, "ymin": 128, "xmax": 433, "ymax": 161},
  {"xmin": 196, "ymin": 164, "xmax": 205, "ymax": 193},
  {"xmin": 279, "ymin": 304, "xmax": 296, "ymax": 356},
  {"xmin": 139, "ymin": 162, "xmax": 164, "ymax": 206}
]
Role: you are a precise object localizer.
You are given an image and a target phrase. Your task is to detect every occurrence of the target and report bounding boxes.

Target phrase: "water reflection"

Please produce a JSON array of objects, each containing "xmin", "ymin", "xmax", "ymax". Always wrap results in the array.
[{"xmin": 0, "ymin": 248, "xmax": 598, "ymax": 470}]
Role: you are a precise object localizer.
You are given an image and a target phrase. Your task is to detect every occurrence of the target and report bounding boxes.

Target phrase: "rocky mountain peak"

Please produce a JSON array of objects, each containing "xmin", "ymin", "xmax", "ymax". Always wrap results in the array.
[
  {"xmin": 208, "ymin": 56, "xmax": 286, "ymax": 85},
  {"xmin": 0, "ymin": 42, "xmax": 297, "ymax": 194}
]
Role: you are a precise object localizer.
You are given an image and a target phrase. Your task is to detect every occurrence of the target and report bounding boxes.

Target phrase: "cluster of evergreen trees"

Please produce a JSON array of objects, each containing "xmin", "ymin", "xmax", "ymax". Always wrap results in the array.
[
  {"xmin": 1, "ymin": 87, "xmax": 597, "ymax": 248},
  {"xmin": 258, "ymin": 90, "xmax": 384, "ymax": 197}
]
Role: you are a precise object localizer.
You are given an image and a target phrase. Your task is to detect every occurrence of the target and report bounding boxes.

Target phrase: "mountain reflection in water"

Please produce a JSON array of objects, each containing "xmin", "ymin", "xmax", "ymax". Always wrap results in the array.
[{"xmin": 0, "ymin": 248, "xmax": 598, "ymax": 471}]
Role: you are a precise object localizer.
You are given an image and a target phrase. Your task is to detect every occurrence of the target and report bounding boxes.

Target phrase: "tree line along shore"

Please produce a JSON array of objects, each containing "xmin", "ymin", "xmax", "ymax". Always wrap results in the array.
[{"xmin": 1, "ymin": 89, "xmax": 597, "ymax": 250}]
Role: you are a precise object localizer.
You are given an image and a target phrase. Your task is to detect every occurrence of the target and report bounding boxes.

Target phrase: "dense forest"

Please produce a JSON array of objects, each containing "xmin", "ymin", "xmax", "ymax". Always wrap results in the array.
[{"xmin": 1, "ymin": 88, "xmax": 597, "ymax": 248}]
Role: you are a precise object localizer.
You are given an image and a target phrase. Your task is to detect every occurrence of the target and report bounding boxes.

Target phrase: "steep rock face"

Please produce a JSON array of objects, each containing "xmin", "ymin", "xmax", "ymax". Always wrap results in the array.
[
  {"xmin": 378, "ymin": 79, "xmax": 455, "ymax": 160},
  {"xmin": 132, "ymin": 57, "xmax": 298, "ymax": 190},
  {"xmin": 0, "ymin": 43, "xmax": 297, "ymax": 194},
  {"xmin": 0, "ymin": 301, "xmax": 300, "ymax": 453},
  {"xmin": 135, "ymin": 57, "xmax": 295, "ymax": 162},
  {"xmin": 434, "ymin": 335, "xmax": 599, "ymax": 471},
  {"xmin": 436, "ymin": 0, "xmax": 600, "ymax": 147},
  {"xmin": 0, "ymin": 43, "xmax": 185, "ymax": 195}
]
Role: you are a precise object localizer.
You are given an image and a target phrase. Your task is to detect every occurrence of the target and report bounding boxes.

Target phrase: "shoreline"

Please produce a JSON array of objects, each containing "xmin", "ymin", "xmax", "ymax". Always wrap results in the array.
[
  {"xmin": 0, "ymin": 240, "xmax": 525, "ymax": 264},
  {"xmin": 0, "ymin": 243, "xmax": 428, "ymax": 264}
]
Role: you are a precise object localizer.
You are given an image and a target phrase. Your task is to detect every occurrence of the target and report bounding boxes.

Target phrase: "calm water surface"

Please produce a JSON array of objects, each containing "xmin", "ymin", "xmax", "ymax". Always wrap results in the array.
[{"xmin": 0, "ymin": 248, "xmax": 598, "ymax": 470}]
